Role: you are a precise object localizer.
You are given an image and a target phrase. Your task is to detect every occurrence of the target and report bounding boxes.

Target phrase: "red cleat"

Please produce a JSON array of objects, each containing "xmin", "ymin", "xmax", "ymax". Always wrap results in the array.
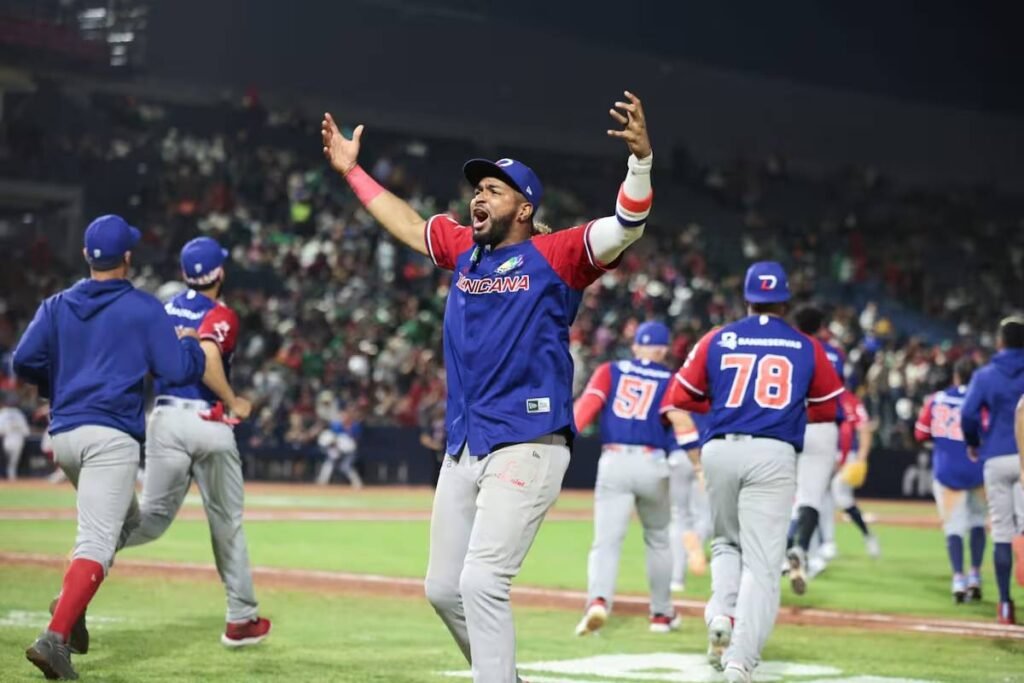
[
  {"xmin": 221, "ymin": 617, "xmax": 271, "ymax": 647},
  {"xmin": 998, "ymin": 601, "xmax": 1016, "ymax": 626}
]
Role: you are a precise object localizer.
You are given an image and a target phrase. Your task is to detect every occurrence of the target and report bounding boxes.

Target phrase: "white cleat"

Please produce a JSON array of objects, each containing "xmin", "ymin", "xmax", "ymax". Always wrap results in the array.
[
  {"xmin": 865, "ymin": 535, "xmax": 881, "ymax": 558},
  {"xmin": 787, "ymin": 547, "xmax": 808, "ymax": 595},
  {"xmin": 819, "ymin": 541, "xmax": 838, "ymax": 561},
  {"xmin": 706, "ymin": 615, "xmax": 733, "ymax": 672},
  {"xmin": 670, "ymin": 581, "xmax": 685, "ymax": 593},
  {"xmin": 724, "ymin": 661, "xmax": 753, "ymax": 683},
  {"xmin": 649, "ymin": 613, "xmax": 682, "ymax": 633},
  {"xmin": 808, "ymin": 554, "xmax": 828, "ymax": 579},
  {"xmin": 575, "ymin": 600, "xmax": 608, "ymax": 636}
]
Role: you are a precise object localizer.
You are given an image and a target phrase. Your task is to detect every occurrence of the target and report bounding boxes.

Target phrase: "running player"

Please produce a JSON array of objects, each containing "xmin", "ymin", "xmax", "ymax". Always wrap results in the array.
[
  {"xmin": 915, "ymin": 357, "xmax": 985, "ymax": 603},
  {"xmin": 668, "ymin": 410, "xmax": 711, "ymax": 592},
  {"xmin": 665, "ymin": 261, "xmax": 843, "ymax": 683},
  {"xmin": 962, "ymin": 316, "xmax": 1024, "ymax": 625},
  {"xmin": 13, "ymin": 215, "xmax": 205, "ymax": 679},
  {"xmin": 322, "ymin": 91, "xmax": 652, "ymax": 683},
  {"xmin": 119, "ymin": 236, "xmax": 270, "ymax": 647},
  {"xmin": 573, "ymin": 321, "xmax": 686, "ymax": 636}
]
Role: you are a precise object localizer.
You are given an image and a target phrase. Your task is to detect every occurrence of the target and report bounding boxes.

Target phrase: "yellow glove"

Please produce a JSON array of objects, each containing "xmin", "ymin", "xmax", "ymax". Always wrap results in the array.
[{"xmin": 840, "ymin": 459, "xmax": 868, "ymax": 488}]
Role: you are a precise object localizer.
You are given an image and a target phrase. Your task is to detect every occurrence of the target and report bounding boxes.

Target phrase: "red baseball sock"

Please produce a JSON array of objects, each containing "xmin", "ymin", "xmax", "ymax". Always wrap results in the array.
[{"xmin": 48, "ymin": 558, "xmax": 104, "ymax": 640}]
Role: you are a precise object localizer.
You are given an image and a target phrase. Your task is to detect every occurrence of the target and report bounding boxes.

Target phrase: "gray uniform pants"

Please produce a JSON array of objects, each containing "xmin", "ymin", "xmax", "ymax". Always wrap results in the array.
[
  {"xmin": 52, "ymin": 426, "xmax": 141, "ymax": 574},
  {"xmin": 424, "ymin": 434, "xmax": 570, "ymax": 683},
  {"xmin": 668, "ymin": 449, "xmax": 711, "ymax": 585},
  {"xmin": 587, "ymin": 445, "xmax": 672, "ymax": 615},
  {"xmin": 795, "ymin": 423, "xmax": 838, "ymax": 512},
  {"xmin": 122, "ymin": 403, "xmax": 258, "ymax": 622},
  {"xmin": 702, "ymin": 437, "xmax": 797, "ymax": 672},
  {"xmin": 984, "ymin": 455, "xmax": 1024, "ymax": 543}
]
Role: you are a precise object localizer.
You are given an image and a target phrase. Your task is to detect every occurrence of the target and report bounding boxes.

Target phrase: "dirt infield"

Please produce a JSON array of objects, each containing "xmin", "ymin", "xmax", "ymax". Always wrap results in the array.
[{"xmin": 3, "ymin": 551, "xmax": 1020, "ymax": 641}]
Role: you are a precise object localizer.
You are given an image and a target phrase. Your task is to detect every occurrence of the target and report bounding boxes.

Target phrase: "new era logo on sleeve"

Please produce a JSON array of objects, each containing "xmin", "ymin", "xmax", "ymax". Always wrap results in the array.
[{"xmin": 526, "ymin": 397, "xmax": 551, "ymax": 414}]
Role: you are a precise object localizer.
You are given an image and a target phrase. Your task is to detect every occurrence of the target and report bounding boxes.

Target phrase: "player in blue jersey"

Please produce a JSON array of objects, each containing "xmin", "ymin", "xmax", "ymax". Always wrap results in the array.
[
  {"xmin": 665, "ymin": 262, "xmax": 843, "ymax": 683},
  {"xmin": 962, "ymin": 317, "xmax": 1024, "ymax": 625},
  {"xmin": 323, "ymin": 91, "xmax": 652, "ymax": 683},
  {"xmin": 119, "ymin": 236, "xmax": 271, "ymax": 647},
  {"xmin": 572, "ymin": 321, "xmax": 690, "ymax": 636},
  {"xmin": 915, "ymin": 358, "xmax": 985, "ymax": 603}
]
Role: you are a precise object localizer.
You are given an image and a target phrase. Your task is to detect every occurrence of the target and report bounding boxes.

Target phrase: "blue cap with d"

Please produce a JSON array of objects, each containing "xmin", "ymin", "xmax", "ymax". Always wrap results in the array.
[{"xmin": 744, "ymin": 261, "xmax": 791, "ymax": 304}]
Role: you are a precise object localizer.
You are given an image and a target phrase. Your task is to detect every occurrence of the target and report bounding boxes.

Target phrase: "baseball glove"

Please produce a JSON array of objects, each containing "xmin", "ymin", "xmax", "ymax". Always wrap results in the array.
[{"xmin": 839, "ymin": 459, "xmax": 868, "ymax": 488}]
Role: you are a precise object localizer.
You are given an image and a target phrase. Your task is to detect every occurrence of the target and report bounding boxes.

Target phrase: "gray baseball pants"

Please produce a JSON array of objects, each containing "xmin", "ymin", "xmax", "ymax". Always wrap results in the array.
[
  {"xmin": 52, "ymin": 425, "xmax": 141, "ymax": 574},
  {"xmin": 702, "ymin": 436, "xmax": 797, "ymax": 672},
  {"xmin": 586, "ymin": 445, "xmax": 673, "ymax": 615},
  {"xmin": 121, "ymin": 402, "xmax": 258, "ymax": 622},
  {"xmin": 424, "ymin": 434, "xmax": 570, "ymax": 683}
]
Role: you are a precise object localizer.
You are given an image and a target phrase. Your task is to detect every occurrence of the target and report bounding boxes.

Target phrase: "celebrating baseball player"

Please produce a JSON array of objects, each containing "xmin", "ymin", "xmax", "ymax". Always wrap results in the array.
[
  {"xmin": 785, "ymin": 306, "xmax": 845, "ymax": 595},
  {"xmin": 322, "ymin": 90, "xmax": 652, "ymax": 683},
  {"xmin": 665, "ymin": 261, "xmax": 843, "ymax": 683},
  {"xmin": 915, "ymin": 358, "xmax": 985, "ymax": 603},
  {"xmin": 117, "ymin": 236, "xmax": 271, "ymax": 647},
  {"xmin": 13, "ymin": 215, "xmax": 206, "ymax": 680},
  {"xmin": 961, "ymin": 316, "xmax": 1024, "ymax": 625},
  {"xmin": 668, "ymin": 410, "xmax": 711, "ymax": 592},
  {"xmin": 572, "ymin": 321, "xmax": 687, "ymax": 636}
]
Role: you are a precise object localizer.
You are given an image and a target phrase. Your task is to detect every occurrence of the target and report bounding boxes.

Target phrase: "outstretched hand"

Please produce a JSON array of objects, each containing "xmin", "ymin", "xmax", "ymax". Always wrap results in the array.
[
  {"xmin": 607, "ymin": 90, "xmax": 651, "ymax": 159},
  {"xmin": 321, "ymin": 113, "xmax": 364, "ymax": 176}
]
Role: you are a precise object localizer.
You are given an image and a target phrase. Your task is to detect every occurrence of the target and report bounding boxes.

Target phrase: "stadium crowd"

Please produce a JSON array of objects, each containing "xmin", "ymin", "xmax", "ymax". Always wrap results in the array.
[{"xmin": 1, "ymin": 85, "xmax": 1022, "ymax": 469}]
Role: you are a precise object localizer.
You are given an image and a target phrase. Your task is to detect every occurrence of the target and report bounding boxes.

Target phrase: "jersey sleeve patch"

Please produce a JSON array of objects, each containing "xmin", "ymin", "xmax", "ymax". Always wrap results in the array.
[{"xmin": 198, "ymin": 305, "xmax": 240, "ymax": 355}]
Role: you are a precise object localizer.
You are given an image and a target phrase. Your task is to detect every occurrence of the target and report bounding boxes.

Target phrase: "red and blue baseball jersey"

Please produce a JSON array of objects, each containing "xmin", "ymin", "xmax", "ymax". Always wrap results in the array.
[
  {"xmin": 580, "ymin": 359, "xmax": 675, "ymax": 451},
  {"xmin": 157, "ymin": 289, "xmax": 239, "ymax": 404},
  {"xmin": 915, "ymin": 385, "xmax": 983, "ymax": 489},
  {"xmin": 821, "ymin": 339, "xmax": 845, "ymax": 381},
  {"xmin": 426, "ymin": 214, "xmax": 616, "ymax": 457},
  {"xmin": 670, "ymin": 315, "xmax": 844, "ymax": 451},
  {"xmin": 837, "ymin": 389, "xmax": 869, "ymax": 465}
]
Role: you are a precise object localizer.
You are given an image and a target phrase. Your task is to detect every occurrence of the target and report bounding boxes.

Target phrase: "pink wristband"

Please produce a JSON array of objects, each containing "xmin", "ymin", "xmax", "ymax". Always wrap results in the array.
[{"xmin": 345, "ymin": 165, "xmax": 385, "ymax": 205}]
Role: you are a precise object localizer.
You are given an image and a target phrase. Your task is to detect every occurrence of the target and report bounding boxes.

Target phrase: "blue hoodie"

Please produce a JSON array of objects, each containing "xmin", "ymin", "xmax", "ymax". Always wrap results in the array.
[
  {"xmin": 961, "ymin": 349, "xmax": 1024, "ymax": 460},
  {"xmin": 12, "ymin": 279, "xmax": 206, "ymax": 441}
]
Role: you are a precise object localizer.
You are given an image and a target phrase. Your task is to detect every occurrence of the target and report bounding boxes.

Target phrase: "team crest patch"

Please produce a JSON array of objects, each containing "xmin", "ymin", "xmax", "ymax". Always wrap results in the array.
[{"xmin": 494, "ymin": 254, "xmax": 524, "ymax": 275}]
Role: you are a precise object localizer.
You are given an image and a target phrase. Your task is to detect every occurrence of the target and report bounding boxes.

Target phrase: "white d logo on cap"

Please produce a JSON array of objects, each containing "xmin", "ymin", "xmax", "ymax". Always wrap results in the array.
[{"xmin": 496, "ymin": 159, "xmax": 514, "ymax": 167}]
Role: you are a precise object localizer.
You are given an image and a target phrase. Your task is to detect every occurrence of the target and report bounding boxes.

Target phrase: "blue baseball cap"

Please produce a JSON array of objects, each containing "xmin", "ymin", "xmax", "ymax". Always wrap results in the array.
[
  {"xmin": 180, "ymin": 236, "xmax": 229, "ymax": 286},
  {"xmin": 463, "ymin": 158, "xmax": 544, "ymax": 209},
  {"xmin": 634, "ymin": 321, "xmax": 671, "ymax": 346},
  {"xmin": 84, "ymin": 215, "xmax": 141, "ymax": 269},
  {"xmin": 744, "ymin": 261, "xmax": 791, "ymax": 303}
]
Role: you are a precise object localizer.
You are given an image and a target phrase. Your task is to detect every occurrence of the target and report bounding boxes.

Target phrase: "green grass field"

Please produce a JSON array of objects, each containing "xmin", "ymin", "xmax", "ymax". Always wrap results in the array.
[{"xmin": 1, "ymin": 482, "xmax": 1022, "ymax": 682}]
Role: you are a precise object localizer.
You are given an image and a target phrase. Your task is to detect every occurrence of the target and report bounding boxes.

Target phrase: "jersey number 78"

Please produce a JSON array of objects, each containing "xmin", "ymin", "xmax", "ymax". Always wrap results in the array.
[{"xmin": 720, "ymin": 353, "xmax": 793, "ymax": 410}]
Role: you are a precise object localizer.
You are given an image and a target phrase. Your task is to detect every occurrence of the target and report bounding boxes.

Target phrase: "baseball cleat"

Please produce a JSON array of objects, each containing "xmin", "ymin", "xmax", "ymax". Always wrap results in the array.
[
  {"xmin": 649, "ymin": 613, "xmax": 681, "ymax": 633},
  {"xmin": 49, "ymin": 598, "xmax": 88, "ymax": 655},
  {"xmin": 865, "ymin": 534, "xmax": 881, "ymax": 558},
  {"xmin": 967, "ymin": 571, "xmax": 982, "ymax": 602},
  {"xmin": 1013, "ymin": 535, "xmax": 1024, "ymax": 587},
  {"xmin": 25, "ymin": 630, "xmax": 78, "ymax": 680},
  {"xmin": 575, "ymin": 598, "xmax": 608, "ymax": 636},
  {"xmin": 221, "ymin": 617, "xmax": 271, "ymax": 647},
  {"xmin": 787, "ymin": 548, "xmax": 807, "ymax": 595},
  {"xmin": 670, "ymin": 581, "xmax": 685, "ymax": 593},
  {"xmin": 807, "ymin": 554, "xmax": 828, "ymax": 579},
  {"xmin": 723, "ymin": 661, "xmax": 753, "ymax": 683},
  {"xmin": 951, "ymin": 575, "xmax": 967, "ymax": 604},
  {"xmin": 819, "ymin": 541, "xmax": 838, "ymax": 561},
  {"xmin": 706, "ymin": 615, "xmax": 733, "ymax": 672},
  {"xmin": 998, "ymin": 601, "xmax": 1016, "ymax": 626}
]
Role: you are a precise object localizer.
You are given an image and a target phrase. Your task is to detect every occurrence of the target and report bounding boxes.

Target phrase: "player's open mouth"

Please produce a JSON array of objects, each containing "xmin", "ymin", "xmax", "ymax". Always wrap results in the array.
[{"xmin": 471, "ymin": 208, "xmax": 490, "ymax": 231}]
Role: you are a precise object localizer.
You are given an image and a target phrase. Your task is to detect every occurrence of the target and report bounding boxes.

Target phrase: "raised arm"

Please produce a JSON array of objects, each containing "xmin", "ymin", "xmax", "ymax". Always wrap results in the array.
[
  {"xmin": 588, "ymin": 91, "xmax": 653, "ymax": 265},
  {"xmin": 321, "ymin": 114, "xmax": 427, "ymax": 255}
]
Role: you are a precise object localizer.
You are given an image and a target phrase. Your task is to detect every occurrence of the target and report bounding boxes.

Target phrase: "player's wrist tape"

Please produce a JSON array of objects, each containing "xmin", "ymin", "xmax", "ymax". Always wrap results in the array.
[
  {"xmin": 619, "ymin": 154, "xmax": 652, "ymax": 226},
  {"xmin": 345, "ymin": 165, "xmax": 385, "ymax": 205}
]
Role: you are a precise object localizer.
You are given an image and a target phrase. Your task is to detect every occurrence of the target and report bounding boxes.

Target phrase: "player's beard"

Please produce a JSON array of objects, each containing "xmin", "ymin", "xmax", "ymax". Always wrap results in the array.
[{"xmin": 472, "ymin": 210, "xmax": 515, "ymax": 248}]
